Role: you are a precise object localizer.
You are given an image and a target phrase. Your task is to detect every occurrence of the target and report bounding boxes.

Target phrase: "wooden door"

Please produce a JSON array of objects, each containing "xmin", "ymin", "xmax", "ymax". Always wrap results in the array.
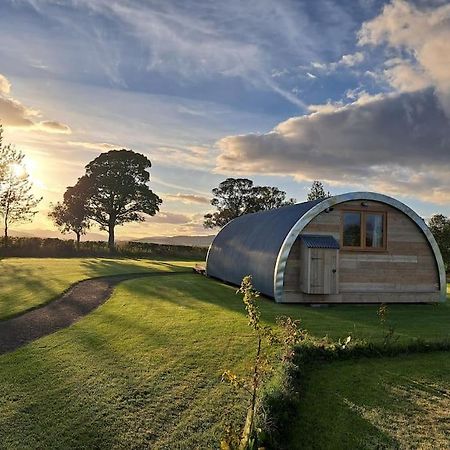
[{"xmin": 309, "ymin": 248, "xmax": 339, "ymax": 294}]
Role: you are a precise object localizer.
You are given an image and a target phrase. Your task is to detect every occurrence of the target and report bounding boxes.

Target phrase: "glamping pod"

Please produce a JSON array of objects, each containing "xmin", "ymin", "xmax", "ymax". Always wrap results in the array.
[{"xmin": 206, "ymin": 192, "xmax": 446, "ymax": 303}]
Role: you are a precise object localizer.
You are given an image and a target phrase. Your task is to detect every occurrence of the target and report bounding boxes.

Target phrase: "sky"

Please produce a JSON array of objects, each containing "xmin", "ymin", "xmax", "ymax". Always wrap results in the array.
[{"xmin": 0, "ymin": 0, "xmax": 449, "ymax": 239}]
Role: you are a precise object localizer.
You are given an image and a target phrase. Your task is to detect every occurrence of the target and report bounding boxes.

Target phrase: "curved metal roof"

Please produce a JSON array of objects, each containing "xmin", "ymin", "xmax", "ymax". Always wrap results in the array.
[
  {"xmin": 206, "ymin": 192, "xmax": 446, "ymax": 303},
  {"xmin": 205, "ymin": 198, "xmax": 323, "ymax": 297}
]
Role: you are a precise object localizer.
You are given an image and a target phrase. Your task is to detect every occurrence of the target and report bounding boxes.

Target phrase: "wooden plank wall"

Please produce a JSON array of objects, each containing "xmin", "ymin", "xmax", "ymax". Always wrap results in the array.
[{"xmin": 283, "ymin": 200, "xmax": 440, "ymax": 303}]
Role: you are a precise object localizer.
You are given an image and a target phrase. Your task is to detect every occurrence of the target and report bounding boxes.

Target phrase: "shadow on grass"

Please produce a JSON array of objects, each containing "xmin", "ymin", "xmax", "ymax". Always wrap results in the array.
[
  {"xmin": 0, "ymin": 272, "xmax": 448, "ymax": 449},
  {"xmin": 128, "ymin": 274, "xmax": 450, "ymax": 343}
]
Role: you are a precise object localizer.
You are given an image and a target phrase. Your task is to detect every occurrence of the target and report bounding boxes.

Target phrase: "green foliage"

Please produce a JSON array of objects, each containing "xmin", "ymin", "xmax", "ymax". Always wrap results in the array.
[
  {"xmin": 73, "ymin": 149, "xmax": 162, "ymax": 251},
  {"xmin": 204, "ymin": 178, "xmax": 295, "ymax": 228},
  {"xmin": 306, "ymin": 180, "xmax": 331, "ymax": 201},
  {"xmin": 428, "ymin": 213, "xmax": 450, "ymax": 269},
  {"xmin": 0, "ymin": 125, "xmax": 41, "ymax": 246}
]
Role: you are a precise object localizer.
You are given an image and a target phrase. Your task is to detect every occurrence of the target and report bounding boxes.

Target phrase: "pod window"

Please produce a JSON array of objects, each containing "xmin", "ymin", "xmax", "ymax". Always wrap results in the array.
[{"xmin": 342, "ymin": 211, "xmax": 386, "ymax": 250}]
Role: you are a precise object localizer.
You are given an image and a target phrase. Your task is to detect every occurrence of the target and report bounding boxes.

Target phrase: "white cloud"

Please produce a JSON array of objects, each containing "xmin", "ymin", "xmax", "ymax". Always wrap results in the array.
[
  {"xmin": 310, "ymin": 51, "xmax": 365, "ymax": 74},
  {"xmin": 340, "ymin": 51, "xmax": 365, "ymax": 66},
  {"xmin": 215, "ymin": 88, "xmax": 450, "ymax": 203},
  {"xmin": 358, "ymin": 0, "xmax": 450, "ymax": 112},
  {"xmin": 16, "ymin": 0, "xmax": 361, "ymax": 110},
  {"xmin": 383, "ymin": 59, "xmax": 431, "ymax": 92}
]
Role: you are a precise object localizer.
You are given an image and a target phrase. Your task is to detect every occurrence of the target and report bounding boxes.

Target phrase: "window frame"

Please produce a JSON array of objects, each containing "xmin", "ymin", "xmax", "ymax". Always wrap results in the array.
[{"xmin": 341, "ymin": 209, "xmax": 387, "ymax": 252}]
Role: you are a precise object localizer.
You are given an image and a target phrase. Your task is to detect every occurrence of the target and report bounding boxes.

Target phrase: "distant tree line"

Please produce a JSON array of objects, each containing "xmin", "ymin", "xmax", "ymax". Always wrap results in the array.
[{"xmin": 0, "ymin": 237, "xmax": 207, "ymax": 259}]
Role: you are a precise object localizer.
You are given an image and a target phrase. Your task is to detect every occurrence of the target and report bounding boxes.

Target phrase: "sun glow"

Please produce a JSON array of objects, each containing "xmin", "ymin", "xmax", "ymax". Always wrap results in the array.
[{"xmin": 11, "ymin": 163, "xmax": 26, "ymax": 178}]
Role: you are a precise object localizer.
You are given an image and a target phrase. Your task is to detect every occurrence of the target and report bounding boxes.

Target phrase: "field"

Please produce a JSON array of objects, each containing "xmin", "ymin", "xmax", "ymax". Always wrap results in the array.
[{"xmin": 0, "ymin": 258, "xmax": 449, "ymax": 448}]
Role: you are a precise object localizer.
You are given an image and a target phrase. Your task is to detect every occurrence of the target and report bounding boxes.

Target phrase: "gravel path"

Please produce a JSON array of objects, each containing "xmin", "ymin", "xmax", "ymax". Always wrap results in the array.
[{"xmin": 0, "ymin": 271, "xmax": 189, "ymax": 355}]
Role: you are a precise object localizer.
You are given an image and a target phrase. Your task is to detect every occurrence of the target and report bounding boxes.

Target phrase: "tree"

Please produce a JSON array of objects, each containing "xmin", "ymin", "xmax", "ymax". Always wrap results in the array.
[
  {"xmin": 307, "ymin": 180, "xmax": 331, "ymax": 201},
  {"xmin": 249, "ymin": 186, "xmax": 295, "ymax": 212},
  {"xmin": 0, "ymin": 126, "xmax": 41, "ymax": 247},
  {"xmin": 74, "ymin": 149, "xmax": 162, "ymax": 252},
  {"xmin": 204, "ymin": 178, "xmax": 295, "ymax": 228},
  {"xmin": 48, "ymin": 185, "xmax": 90, "ymax": 251},
  {"xmin": 428, "ymin": 214, "xmax": 450, "ymax": 269}
]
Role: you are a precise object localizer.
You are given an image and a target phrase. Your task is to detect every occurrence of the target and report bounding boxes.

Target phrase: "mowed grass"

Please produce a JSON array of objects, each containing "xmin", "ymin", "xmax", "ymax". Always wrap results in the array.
[
  {"xmin": 0, "ymin": 257, "xmax": 195, "ymax": 320},
  {"xmin": 287, "ymin": 352, "xmax": 450, "ymax": 449},
  {"xmin": 0, "ymin": 259, "xmax": 449, "ymax": 448},
  {"xmin": 0, "ymin": 274, "xmax": 259, "ymax": 449}
]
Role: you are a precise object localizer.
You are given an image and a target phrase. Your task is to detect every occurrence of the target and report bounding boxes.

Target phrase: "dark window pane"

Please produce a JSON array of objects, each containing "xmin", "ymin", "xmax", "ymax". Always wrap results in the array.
[
  {"xmin": 366, "ymin": 213, "xmax": 384, "ymax": 248},
  {"xmin": 343, "ymin": 212, "xmax": 361, "ymax": 247}
]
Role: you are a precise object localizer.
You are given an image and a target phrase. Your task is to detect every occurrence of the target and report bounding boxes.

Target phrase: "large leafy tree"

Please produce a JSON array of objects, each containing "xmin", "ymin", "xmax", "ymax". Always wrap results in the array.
[
  {"xmin": 204, "ymin": 178, "xmax": 295, "ymax": 228},
  {"xmin": 307, "ymin": 180, "xmax": 331, "ymax": 201},
  {"xmin": 428, "ymin": 214, "xmax": 450, "ymax": 269},
  {"xmin": 0, "ymin": 125, "xmax": 41, "ymax": 247},
  {"xmin": 48, "ymin": 185, "xmax": 90, "ymax": 250},
  {"xmin": 74, "ymin": 149, "xmax": 162, "ymax": 252}
]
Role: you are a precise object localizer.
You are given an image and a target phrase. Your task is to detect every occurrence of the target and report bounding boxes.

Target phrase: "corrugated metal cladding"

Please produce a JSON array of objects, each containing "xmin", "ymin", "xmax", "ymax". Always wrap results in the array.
[
  {"xmin": 206, "ymin": 199, "xmax": 323, "ymax": 297},
  {"xmin": 301, "ymin": 235, "xmax": 340, "ymax": 249}
]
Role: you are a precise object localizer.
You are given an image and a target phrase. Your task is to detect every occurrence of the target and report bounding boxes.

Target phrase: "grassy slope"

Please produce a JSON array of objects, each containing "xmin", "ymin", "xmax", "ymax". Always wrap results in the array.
[
  {"xmin": 288, "ymin": 352, "xmax": 450, "ymax": 449},
  {"xmin": 0, "ymin": 257, "xmax": 194, "ymax": 320},
  {"xmin": 0, "ymin": 262, "xmax": 449, "ymax": 448}
]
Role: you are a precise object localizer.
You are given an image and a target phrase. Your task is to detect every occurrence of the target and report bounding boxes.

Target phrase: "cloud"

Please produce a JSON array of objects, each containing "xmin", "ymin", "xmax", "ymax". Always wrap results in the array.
[
  {"xmin": 0, "ymin": 73, "xmax": 71, "ymax": 133},
  {"xmin": 358, "ymin": 0, "xmax": 450, "ymax": 113},
  {"xmin": 0, "ymin": 74, "xmax": 11, "ymax": 94},
  {"xmin": 340, "ymin": 52, "xmax": 365, "ymax": 67},
  {"xmin": 149, "ymin": 211, "xmax": 192, "ymax": 224},
  {"xmin": 311, "ymin": 51, "xmax": 365, "ymax": 74},
  {"xmin": 215, "ymin": 88, "xmax": 450, "ymax": 203},
  {"xmin": 17, "ymin": 0, "xmax": 360, "ymax": 110},
  {"xmin": 68, "ymin": 141, "xmax": 118, "ymax": 151},
  {"xmin": 37, "ymin": 120, "xmax": 71, "ymax": 134},
  {"xmin": 382, "ymin": 58, "xmax": 431, "ymax": 92},
  {"xmin": 0, "ymin": 95, "xmax": 35, "ymax": 127},
  {"xmin": 165, "ymin": 193, "xmax": 210, "ymax": 205},
  {"xmin": 215, "ymin": 1, "xmax": 450, "ymax": 205},
  {"xmin": 151, "ymin": 145, "xmax": 214, "ymax": 169}
]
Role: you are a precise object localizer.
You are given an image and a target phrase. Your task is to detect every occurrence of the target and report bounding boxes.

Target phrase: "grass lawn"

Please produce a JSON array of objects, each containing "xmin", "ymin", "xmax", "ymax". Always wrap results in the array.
[
  {"xmin": 0, "ymin": 257, "xmax": 195, "ymax": 320},
  {"xmin": 0, "ymin": 259, "xmax": 449, "ymax": 448},
  {"xmin": 0, "ymin": 274, "xmax": 257, "ymax": 449},
  {"xmin": 287, "ymin": 352, "xmax": 450, "ymax": 449}
]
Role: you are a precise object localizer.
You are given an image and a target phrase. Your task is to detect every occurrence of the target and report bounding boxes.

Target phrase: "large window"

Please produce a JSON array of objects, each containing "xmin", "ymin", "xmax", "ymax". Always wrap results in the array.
[{"xmin": 342, "ymin": 211, "xmax": 386, "ymax": 250}]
